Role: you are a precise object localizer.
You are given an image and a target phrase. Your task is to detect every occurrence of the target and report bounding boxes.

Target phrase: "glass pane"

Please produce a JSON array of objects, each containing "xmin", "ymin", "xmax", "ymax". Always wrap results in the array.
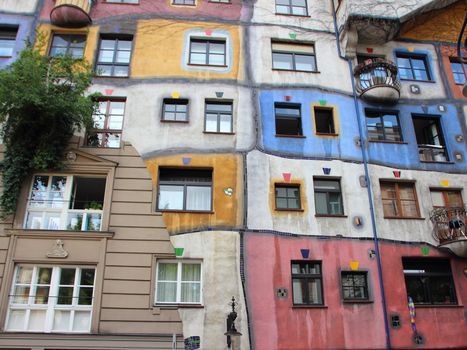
[
  {"xmin": 60, "ymin": 268, "xmax": 76, "ymax": 285},
  {"xmin": 314, "ymin": 180, "xmax": 339, "ymax": 191},
  {"xmin": 100, "ymin": 39, "xmax": 116, "ymax": 50},
  {"xmin": 431, "ymin": 276, "xmax": 455, "ymax": 304},
  {"xmin": 292, "ymin": 279, "xmax": 304, "ymax": 303},
  {"xmin": 78, "ymin": 286, "xmax": 94, "ymax": 305},
  {"xmin": 287, "ymin": 198, "xmax": 300, "ymax": 209},
  {"xmin": 98, "ymin": 49, "xmax": 114, "ymax": 63},
  {"xmin": 430, "ymin": 191, "xmax": 444, "ymax": 207},
  {"xmin": 405, "ymin": 276, "xmax": 428, "ymax": 303},
  {"xmin": 205, "ymin": 113, "xmax": 218, "ymax": 132},
  {"xmin": 208, "ymin": 53, "xmax": 224, "ymax": 66},
  {"xmin": 186, "ymin": 186, "xmax": 211, "ymax": 211},
  {"xmin": 6, "ymin": 310, "xmax": 26, "ymax": 330},
  {"xmin": 12, "ymin": 286, "xmax": 30, "ymax": 304},
  {"xmin": 190, "ymin": 52, "xmax": 206, "ymax": 64},
  {"xmin": 73, "ymin": 311, "xmax": 91, "ymax": 331},
  {"xmin": 57, "ymin": 287, "xmax": 73, "ymax": 304},
  {"xmin": 219, "ymin": 114, "xmax": 232, "ymax": 132},
  {"xmin": 315, "ymin": 192, "xmax": 328, "ymax": 214},
  {"xmin": 276, "ymin": 5, "xmax": 289, "ymax": 14},
  {"xmin": 276, "ymin": 187, "xmax": 287, "ymax": 197},
  {"xmin": 397, "ymin": 57, "xmax": 411, "ymax": 68},
  {"xmin": 164, "ymin": 112, "xmax": 176, "ymax": 121},
  {"xmin": 276, "ymin": 198, "xmax": 287, "ymax": 208},
  {"xmin": 16, "ymin": 266, "xmax": 33, "ymax": 284},
  {"xmin": 182, "ymin": 264, "xmax": 201, "ymax": 281},
  {"xmin": 206, "ymin": 103, "xmax": 232, "ymax": 112},
  {"xmin": 399, "ymin": 68, "xmax": 413, "ymax": 80},
  {"xmin": 209, "ymin": 43, "xmax": 225, "ymax": 54},
  {"xmin": 307, "ymin": 279, "xmax": 322, "ymax": 303},
  {"xmin": 117, "ymin": 40, "xmax": 132, "ymax": 51},
  {"xmin": 413, "ymin": 69, "xmax": 428, "ymax": 81},
  {"xmin": 293, "ymin": 0, "xmax": 307, "ymax": 6},
  {"xmin": 191, "ymin": 41, "xmax": 207, "ymax": 53},
  {"xmin": 156, "ymin": 281, "xmax": 177, "ymax": 302},
  {"xmin": 26, "ymin": 212, "xmax": 43, "ymax": 229},
  {"xmin": 295, "ymin": 54, "xmax": 314, "ymax": 71},
  {"xmin": 275, "ymin": 106, "xmax": 300, "ymax": 116},
  {"xmin": 81, "ymin": 269, "xmax": 95, "ymax": 286},
  {"xmin": 87, "ymin": 213, "xmax": 102, "ymax": 231},
  {"xmin": 292, "ymin": 6, "xmax": 307, "ymax": 15},
  {"xmin": 411, "ymin": 59, "xmax": 426, "ymax": 70},
  {"xmin": 34, "ymin": 286, "xmax": 49, "ymax": 304},
  {"xmin": 329, "ymin": 192, "xmax": 342, "ymax": 215},
  {"xmin": 272, "ymin": 53, "xmax": 293, "ymax": 70},
  {"xmin": 70, "ymin": 47, "xmax": 84, "ymax": 58},
  {"xmin": 67, "ymin": 212, "xmax": 84, "ymax": 231},
  {"xmin": 158, "ymin": 263, "xmax": 178, "ymax": 281},
  {"xmin": 28, "ymin": 310, "xmax": 46, "ymax": 331},
  {"xmin": 382, "ymin": 199, "xmax": 398, "ymax": 216},
  {"xmin": 109, "ymin": 101, "xmax": 125, "ymax": 115},
  {"xmin": 399, "ymin": 185, "xmax": 415, "ymax": 200},
  {"xmin": 401, "ymin": 200, "xmax": 418, "ymax": 217},
  {"xmin": 158, "ymin": 185, "xmax": 184, "ymax": 210},
  {"xmin": 105, "ymin": 133, "xmax": 121, "ymax": 148},
  {"xmin": 53, "ymin": 310, "xmax": 70, "ymax": 331},
  {"xmin": 0, "ymin": 39, "xmax": 14, "ymax": 56},
  {"xmin": 96, "ymin": 64, "xmax": 112, "ymax": 76},
  {"xmin": 181, "ymin": 282, "xmax": 200, "ymax": 303},
  {"xmin": 113, "ymin": 66, "xmax": 129, "ymax": 77},
  {"xmin": 37, "ymin": 268, "xmax": 52, "ymax": 284},
  {"xmin": 116, "ymin": 50, "xmax": 131, "ymax": 63},
  {"xmin": 108, "ymin": 115, "xmax": 124, "ymax": 129}
]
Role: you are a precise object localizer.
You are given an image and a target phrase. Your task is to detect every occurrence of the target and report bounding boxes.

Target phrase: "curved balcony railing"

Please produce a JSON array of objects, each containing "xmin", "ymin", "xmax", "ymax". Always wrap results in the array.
[
  {"xmin": 430, "ymin": 207, "xmax": 466, "ymax": 244},
  {"xmin": 353, "ymin": 58, "xmax": 401, "ymax": 104},
  {"xmin": 50, "ymin": 0, "xmax": 94, "ymax": 28}
]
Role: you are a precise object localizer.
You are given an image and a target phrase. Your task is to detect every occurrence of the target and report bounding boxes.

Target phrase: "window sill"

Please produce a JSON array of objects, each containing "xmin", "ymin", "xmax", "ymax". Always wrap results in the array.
[
  {"xmin": 272, "ymin": 68, "xmax": 320, "ymax": 74},
  {"xmin": 368, "ymin": 140, "xmax": 407, "ymax": 144},
  {"xmin": 94, "ymin": 75, "xmax": 130, "ymax": 79},
  {"xmin": 187, "ymin": 63, "xmax": 228, "ymax": 68},
  {"xmin": 157, "ymin": 210, "xmax": 214, "ymax": 214},
  {"xmin": 383, "ymin": 216, "xmax": 425, "ymax": 220},
  {"xmin": 161, "ymin": 119, "xmax": 189, "ymax": 123},
  {"xmin": 203, "ymin": 131, "xmax": 235, "ymax": 135},
  {"xmin": 315, "ymin": 214, "xmax": 347, "ymax": 218},
  {"xmin": 0, "ymin": 56, "xmax": 13, "ymax": 58},
  {"xmin": 105, "ymin": 1, "xmax": 140, "ymax": 5},
  {"xmin": 400, "ymin": 78, "xmax": 435, "ymax": 83},
  {"xmin": 275, "ymin": 134, "xmax": 305, "ymax": 138},
  {"xmin": 315, "ymin": 132, "xmax": 339, "ymax": 137},
  {"xmin": 292, "ymin": 304, "xmax": 327, "ymax": 309},
  {"xmin": 5, "ymin": 229, "xmax": 114, "ymax": 238},
  {"xmin": 419, "ymin": 160, "xmax": 455, "ymax": 164},
  {"xmin": 155, "ymin": 304, "xmax": 204, "ymax": 309},
  {"xmin": 275, "ymin": 13, "xmax": 310, "ymax": 18},
  {"xmin": 343, "ymin": 299, "xmax": 373, "ymax": 304},
  {"xmin": 275, "ymin": 208, "xmax": 304, "ymax": 212}
]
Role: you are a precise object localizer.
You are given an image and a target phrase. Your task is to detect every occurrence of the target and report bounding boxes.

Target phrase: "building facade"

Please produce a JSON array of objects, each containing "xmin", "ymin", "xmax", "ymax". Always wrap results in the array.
[{"xmin": 0, "ymin": 0, "xmax": 465, "ymax": 349}]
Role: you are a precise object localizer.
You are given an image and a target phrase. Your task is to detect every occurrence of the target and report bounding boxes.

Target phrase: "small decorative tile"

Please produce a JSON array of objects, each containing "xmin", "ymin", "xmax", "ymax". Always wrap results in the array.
[
  {"xmin": 215, "ymin": 91, "xmax": 224, "ymax": 98},
  {"xmin": 322, "ymin": 167, "xmax": 331, "ymax": 175},
  {"xmin": 393, "ymin": 170, "xmax": 401, "ymax": 178},
  {"xmin": 105, "ymin": 89, "xmax": 113, "ymax": 96},
  {"xmin": 289, "ymin": 33, "xmax": 297, "ymax": 40},
  {"xmin": 174, "ymin": 247, "xmax": 184, "ymax": 257},
  {"xmin": 349, "ymin": 261, "xmax": 359, "ymax": 270},
  {"xmin": 300, "ymin": 249, "xmax": 310, "ymax": 259},
  {"xmin": 171, "ymin": 91, "xmax": 180, "ymax": 99},
  {"xmin": 223, "ymin": 187, "xmax": 233, "ymax": 196},
  {"xmin": 182, "ymin": 157, "xmax": 191, "ymax": 165},
  {"xmin": 282, "ymin": 173, "xmax": 291, "ymax": 182}
]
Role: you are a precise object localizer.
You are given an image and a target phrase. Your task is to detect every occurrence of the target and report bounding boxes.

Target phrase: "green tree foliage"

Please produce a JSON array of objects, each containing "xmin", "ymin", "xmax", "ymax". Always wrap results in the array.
[{"xmin": 0, "ymin": 45, "xmax": 98, "ymax": 215}]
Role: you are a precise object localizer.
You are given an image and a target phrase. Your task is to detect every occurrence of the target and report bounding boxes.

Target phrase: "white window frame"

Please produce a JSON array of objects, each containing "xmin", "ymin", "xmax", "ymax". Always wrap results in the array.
[
  {"xmin": 6, "ymin": 265, "xmax": 96, "ymax": 333},
  {"xmin": 24, "ymin": 174, "xmax": 105, "ymax": 231},
  {"xmin": 155, "ymin": 260, "xmax": 203, "ymax": 305}
]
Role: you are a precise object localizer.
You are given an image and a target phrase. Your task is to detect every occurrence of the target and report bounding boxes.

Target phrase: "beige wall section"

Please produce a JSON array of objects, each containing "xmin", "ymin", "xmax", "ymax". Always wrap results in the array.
[
  {"xmin": 171, "ymin": 231, "xmax": 250, "ymax": 350},
  {"xmin": 0, "ymin": 0, "xmax": 38, "ymax": 13},
  {"xmin": 146, "ymin": 153, "xmax": 244, "ymax": 234}
]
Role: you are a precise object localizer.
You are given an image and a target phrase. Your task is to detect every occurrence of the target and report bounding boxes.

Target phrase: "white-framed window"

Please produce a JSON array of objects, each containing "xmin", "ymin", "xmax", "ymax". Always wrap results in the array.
[
  {"xmin": 6, "ymin": 266, "xmax": 96, "ymax": 333},
  {"xmin": 204, "ymin": 100, "xmax": 233, "ymax": 133},
  {"xmin": 25, "ymin": 175, "xmax": 106, "ymax": 231},
  {"xmin": 155, "ymin": 260, "xmax": 202, "ymax": 304}
]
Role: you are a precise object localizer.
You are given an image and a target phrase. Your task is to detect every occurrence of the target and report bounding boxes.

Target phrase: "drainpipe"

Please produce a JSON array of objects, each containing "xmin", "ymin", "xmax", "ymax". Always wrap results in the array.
[{"xmin": 330, "ymin": 1, "xmax": 391, "ymax": 349}]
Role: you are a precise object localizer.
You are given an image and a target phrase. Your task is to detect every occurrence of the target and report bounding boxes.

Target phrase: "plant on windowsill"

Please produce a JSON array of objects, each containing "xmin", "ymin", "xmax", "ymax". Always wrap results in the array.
[
  {"xmin": 85, "ymin": 201, "xmax": 103, "ymax": 210},
  {"xmin": 0, "ymin": 39, "xmax": 100, "ymax": 217}
]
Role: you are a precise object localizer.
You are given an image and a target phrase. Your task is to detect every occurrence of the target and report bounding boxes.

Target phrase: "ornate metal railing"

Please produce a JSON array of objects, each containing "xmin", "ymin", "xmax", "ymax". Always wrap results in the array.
[
  {"xmin": 430, "ymin": 207, "xmax": 466, "ymax": 243},
  {"xmin": 353, "ymin": 58, "xmax": 401, "ymax": 103}
]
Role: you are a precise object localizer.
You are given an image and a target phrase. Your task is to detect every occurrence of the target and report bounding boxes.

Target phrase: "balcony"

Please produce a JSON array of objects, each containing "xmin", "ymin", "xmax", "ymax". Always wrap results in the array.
[
  {"xmin": 430, "ymin": 207, "xmax": 467, "ymax": 258},
  {"xmin": 353, "ymin": 58, "xmax": 401, "ymax": 104},
  {"xmin": 418, "ymin": 144, "xmax": 448, "ymax": 162},
  {"xmin": 50, "ymin": 0, "xmax": 93, "ymax": 28}
]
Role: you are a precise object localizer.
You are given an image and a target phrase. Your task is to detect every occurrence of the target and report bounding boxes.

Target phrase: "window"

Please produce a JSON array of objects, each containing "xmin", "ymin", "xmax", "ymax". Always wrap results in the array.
[
  {"xmin": 189, "ymin": 38, "xmax": 226, "ymax": 66},
  {"xmin": 96, "ymin": 36, "xmax": 132, "ymax": 77},
  {"xmin": 6, "ymin": 266, "xmax": 95, "ymax": 332},
  {"xmin": 0, "ymin": 26, "xmax": 18, "ymax": 57},
  {"xmin": 204, "ymin": 101, "xmax": 233, "ymax": 133},
  {"xmin": 314, "ymin": 179, "xmax": 343, "ymax": 215},
  {"xmin": 275, "ymin": 103, "xmax": 302, "ymax": 136},
  {"xmin": 25, "ymin": 175, "xmax": 105, "ymax": 231},
  {"xmin": 157, "ymin": 168, "xmax": 212, "ymax": 211},
  {"xmin": 430, "ymin": 189, "xmax": 464, "ymax": 210},
  {"xmin": 365, "ymin": 110, "xmax": 402, "ymax": 142},
  {"xmin": 314, "ymin": 107, "xmax": 336, "ymax": 135},
  {"xmin": 106, "ymin": 0, "xmax": 139, "ymax": 3},
  {"xmin": 341, "ymin": 272, "xmax": 369, "ymax": 301},
  {"xmin": 276, "ymin": 0, "xmax": 308, "ymax": 16},
  {"xmin": 291, "ymin": 261, "xmax": 323, "ymax": 305},
  {"xmin": 380, "ymin": 181, "xmax": 420, "ymax": 218},
  {"xmin": 271, "ymin": 41, "xmax": 316, "ymax": 72},
  {"xmin": 87, "ymin": 99, "xmax": 125, "ymax": 148},
  {"xmin": 275, "ymin": 184, "xmax": 301, "ymax": 210},
  {"xmin": 412, "ymin": 115, "xmax": 447, "ymax": 162},
  {"xmin": 173, "ymin": 0, "xmax": 195, "ymax": 4},
  {"xmin": 209, "ymin": 0, "xmax": 230, "ymax": 2},
  {"xmin": 162, "ymin": 99, "xmax": 189, "ymax": 122},
  {"xmin": 449, "ymin": 58, "xmax": 466, "ymax": 85},
  {"xmin": 49, "ymin": 34, "xmax": 86, "ymax": 58},
  {"xmin": 403, "ymin": 259, "xmax": 457, "ymax": 305},
  {"xmin": 156, "ymin": 261, "xmax": 202, "ymax": 304},
  {"xmin": 396, "ymin": 53, "xmax": 431, "ymax": 81}
]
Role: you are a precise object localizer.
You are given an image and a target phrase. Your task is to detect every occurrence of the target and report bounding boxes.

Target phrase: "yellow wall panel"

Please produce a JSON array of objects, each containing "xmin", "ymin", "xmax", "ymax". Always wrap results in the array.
[{"xmin": 146, "ymin": 154, "xmax": 243, "ymax": 233}]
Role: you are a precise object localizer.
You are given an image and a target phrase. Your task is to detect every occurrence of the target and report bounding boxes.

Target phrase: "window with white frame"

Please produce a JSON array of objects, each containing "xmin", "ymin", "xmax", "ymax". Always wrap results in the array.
[
  {"xmin": 87, "ymin": 99, "xmax": 125, "ymax": 148},
  {"xmin": 271, "ymin": 41, "xmax": 316, "ymax": 72},
  {"xmin": 155, "ymin": 261, "xmax": 202, "ymax": 304},
  {"xmin": 173, "ymin": 0, "xmax": 195, "ymax": 4},
  {"xmin": 6, "ymin": 266, "xmax": 95, "ymax": 332},
  {"xmin": 275, "ymin": 0, "xmax": 308, "ymax": 16},
  {"xmin": 25, "ymin": 175, "xmax": 106, "ymax": 231},
  {"xmin": 157, "ymin": 168, "xmax": 212, "ymax": 211}
]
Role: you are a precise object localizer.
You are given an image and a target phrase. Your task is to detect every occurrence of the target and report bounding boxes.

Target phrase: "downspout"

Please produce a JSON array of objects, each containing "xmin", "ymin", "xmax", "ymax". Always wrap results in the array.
[{"xmin": 330, "ymin": 2, "xmax": 391, "ymax": 349}]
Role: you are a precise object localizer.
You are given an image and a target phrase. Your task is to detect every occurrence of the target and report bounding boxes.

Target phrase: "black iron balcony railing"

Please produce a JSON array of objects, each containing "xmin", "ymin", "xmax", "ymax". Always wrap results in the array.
[
  {"xmin": 353, "ymin": 58, "xmax": 401, "ymax": 104},
  {"xmin": 430, "ymin": 206, "xmax": 466, "ymax": 244}
]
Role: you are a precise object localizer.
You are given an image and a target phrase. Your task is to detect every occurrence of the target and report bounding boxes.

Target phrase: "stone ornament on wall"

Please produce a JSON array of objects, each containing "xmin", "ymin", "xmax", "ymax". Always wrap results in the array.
[{"xmin": 46, "ymin": 239, "xmax": 69, "ymax": 258}]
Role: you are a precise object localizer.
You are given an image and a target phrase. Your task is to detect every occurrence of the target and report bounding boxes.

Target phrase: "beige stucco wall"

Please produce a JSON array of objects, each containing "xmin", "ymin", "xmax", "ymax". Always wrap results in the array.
[{"xmin": 0, "ymin": 0, "xmax": 38, "ymax": 13}]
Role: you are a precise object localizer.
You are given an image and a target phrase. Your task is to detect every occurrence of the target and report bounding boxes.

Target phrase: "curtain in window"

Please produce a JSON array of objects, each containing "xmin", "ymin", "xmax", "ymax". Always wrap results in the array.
[
  {"xmin": 181, "ymin": 264, "xmax": 201, "ymax": 303},
  {"xmin": 157, "ymin": 263, "xmax": 178, "ymax": 302},
  {"xmin": 186, "ymin": 186, "xmax": 211, "ymax": 211}
]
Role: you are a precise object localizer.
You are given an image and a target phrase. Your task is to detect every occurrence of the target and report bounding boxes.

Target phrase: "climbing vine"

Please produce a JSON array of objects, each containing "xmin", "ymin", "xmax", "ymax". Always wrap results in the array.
[{"xmin": 0, "ymin": 45, "xmax": 98, "ymax": 216}]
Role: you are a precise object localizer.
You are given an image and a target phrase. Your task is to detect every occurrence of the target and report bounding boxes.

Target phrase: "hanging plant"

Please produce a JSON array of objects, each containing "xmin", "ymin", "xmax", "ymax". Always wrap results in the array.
[{"xmin": 0, "ymin": 44, "xmax": 99, "ymax": 216}]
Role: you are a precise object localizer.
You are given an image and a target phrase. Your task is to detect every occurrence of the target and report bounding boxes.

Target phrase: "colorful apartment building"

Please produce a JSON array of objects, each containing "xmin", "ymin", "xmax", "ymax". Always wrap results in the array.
[{"xmin": 0, "ymin": 0, "xmax": 465, "ymax": 349}]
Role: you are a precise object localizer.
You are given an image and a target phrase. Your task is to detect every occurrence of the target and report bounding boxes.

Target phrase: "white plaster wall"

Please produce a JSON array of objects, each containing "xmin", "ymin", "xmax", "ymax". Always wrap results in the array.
[
  {"xmin": 251, "ymin": 0, "xmax": 334, "ymax": 31},
  {"xmin": 90, "ymin": 83, "xmax": 256, "ymax": 157},
  {"xmin": 368, "ymin": 164, "xmax": 467, "ymax": 243},
  {"xmin": 247, "ymin": 150, "xmax": 372, "ymax": 238},
  {"xmin": 0, "ymin": 0, "xmax": 38, "ymax": 13},
  {"xmin": 250, "ymin": 27, "xmax": 352, "ymax": 92},
  {"xmin": 355, "ymin": 42, "xmax": 446, "ymax": 100},
  {"xmin": 170, "ymin": 231, "xmax": 249, "ymax": 350}
]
